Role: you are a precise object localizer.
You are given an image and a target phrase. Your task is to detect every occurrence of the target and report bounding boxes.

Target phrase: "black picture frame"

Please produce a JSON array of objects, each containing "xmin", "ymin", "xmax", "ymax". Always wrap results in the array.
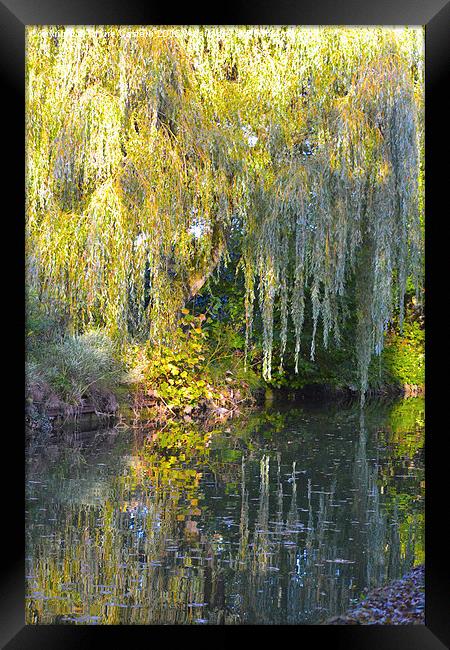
[{"xmin": 1, "ymin": 0, "xmax": 448, "ymax": 647}]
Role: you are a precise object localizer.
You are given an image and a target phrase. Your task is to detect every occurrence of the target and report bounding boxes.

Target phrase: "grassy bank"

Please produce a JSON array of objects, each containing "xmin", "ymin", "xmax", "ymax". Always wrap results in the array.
[{"xmin": 26, "ymin": 293, "xmax": 123, "ymax": 432}]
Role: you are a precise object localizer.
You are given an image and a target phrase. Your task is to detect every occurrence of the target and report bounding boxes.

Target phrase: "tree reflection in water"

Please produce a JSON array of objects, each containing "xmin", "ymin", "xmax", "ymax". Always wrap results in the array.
[{"xmin": 26, "ymin": 398, "xmax": 424, "ymax": 624}]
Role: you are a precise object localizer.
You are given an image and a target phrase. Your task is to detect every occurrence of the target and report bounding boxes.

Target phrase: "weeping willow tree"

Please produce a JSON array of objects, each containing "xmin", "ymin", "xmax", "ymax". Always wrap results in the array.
[{"xmin": 26, "ymin": 26, "xmax": 424, "ymax": 400}]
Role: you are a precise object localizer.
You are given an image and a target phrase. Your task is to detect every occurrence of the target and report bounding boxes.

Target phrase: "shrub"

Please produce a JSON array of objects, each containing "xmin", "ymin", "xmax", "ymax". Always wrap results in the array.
[
  {"xmin": 136, "ymin": 310, "xmax": 220, "ymax": 413},
  {"xmin": 378, "ymin": 321, "xmax": 425, "ymax": 388}
]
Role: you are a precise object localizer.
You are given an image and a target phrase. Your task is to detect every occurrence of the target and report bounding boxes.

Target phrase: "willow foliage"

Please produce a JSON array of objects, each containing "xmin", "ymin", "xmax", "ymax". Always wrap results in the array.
[{"xmin": 26, "ymin": 26, "xmax": 424, "ymax": 399}]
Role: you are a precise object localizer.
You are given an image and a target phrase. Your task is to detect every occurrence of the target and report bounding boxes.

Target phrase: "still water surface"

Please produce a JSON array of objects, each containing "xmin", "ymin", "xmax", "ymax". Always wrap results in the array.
[{"xmin": 26, "ymin": 397, "xmax": 424, "ymax": 625}]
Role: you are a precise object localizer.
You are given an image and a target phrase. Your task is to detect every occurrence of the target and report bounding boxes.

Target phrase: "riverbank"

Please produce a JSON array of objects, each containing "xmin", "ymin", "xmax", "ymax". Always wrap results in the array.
[
  {"xmin": 324, "ymin": 565, "xmax": 425, "ymax": 625},
  {"xmin": 26, "ymin": 375, "xmax": 425, "ymax": 437},
  {"xmin": 25, "ymin": 296, "xmax": 424, "ymax": 437},
  {"xmin": 26, "ymin": 366, "xmax": 256, "ymax": 437}
]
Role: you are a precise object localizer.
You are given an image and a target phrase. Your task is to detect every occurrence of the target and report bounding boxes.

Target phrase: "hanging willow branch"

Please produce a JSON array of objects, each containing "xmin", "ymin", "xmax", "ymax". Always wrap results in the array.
[{"xmin": 26, "ymin": 26, "xmax": 424, "ymax": 400}]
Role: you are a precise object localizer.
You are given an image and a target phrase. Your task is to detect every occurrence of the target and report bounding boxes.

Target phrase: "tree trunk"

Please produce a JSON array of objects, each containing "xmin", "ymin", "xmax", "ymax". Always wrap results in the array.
[{"xmin": 184, "ymin": 221, "xmax": 229, "ymax": 303}]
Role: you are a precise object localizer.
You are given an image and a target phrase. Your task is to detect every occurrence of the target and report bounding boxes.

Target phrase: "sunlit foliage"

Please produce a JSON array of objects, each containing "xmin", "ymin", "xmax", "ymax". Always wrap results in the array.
[{"xmin": 26, "ymin": 26, "xmax": 424, "ymax": 399}]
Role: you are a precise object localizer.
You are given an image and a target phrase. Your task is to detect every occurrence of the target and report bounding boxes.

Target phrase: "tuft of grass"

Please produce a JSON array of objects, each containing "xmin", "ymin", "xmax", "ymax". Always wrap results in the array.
[
  {"xmin": 26, "ymin": 324, "xmax": 123, "ymax": 407},
  {"xmin": 43, "ymin": 331, "xmax": 122, "ymax": 401}
]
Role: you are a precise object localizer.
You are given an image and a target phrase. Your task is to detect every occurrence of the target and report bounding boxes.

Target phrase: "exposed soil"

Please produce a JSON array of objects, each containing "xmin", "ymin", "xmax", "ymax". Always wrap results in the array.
[{"xmin": 26, "ymin": 384, "xmax": 119, "ymax": 436}]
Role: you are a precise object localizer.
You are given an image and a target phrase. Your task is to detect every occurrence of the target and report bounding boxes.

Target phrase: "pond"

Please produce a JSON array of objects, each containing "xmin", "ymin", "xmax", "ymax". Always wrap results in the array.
[{"xmin": 25, "ymin": 396, "xmax": 424, "ymax": 625}]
